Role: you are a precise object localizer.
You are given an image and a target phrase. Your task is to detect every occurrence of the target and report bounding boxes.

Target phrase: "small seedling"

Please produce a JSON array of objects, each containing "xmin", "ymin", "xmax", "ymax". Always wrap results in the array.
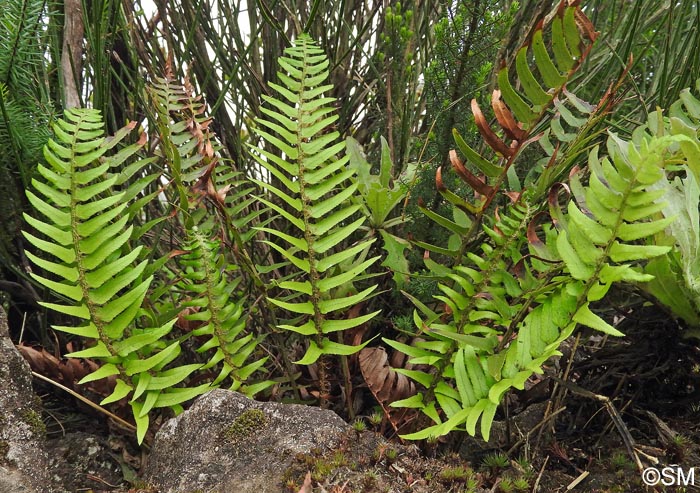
[
  {"xmin": 438, "ymin": 465, "xmax": 473, "ymax": 483},
  {"xmin": 513, "ymin": 477, "xmax": 529, "ymax": 491},
  {"xmin": 368, "ymin": 411, "xmax": 383, "ymax": 427},
  {"xmin": 362, "ymin": 471, "xmax": 378, "ymax": 488},
  {"xmin": 609, "ymin": 452, "xmax": 631, "ymax": 470},
  {"xmin": 482, "ymin": 452, "xmax": 510, "ymax": 470},
  {"xmin": 352, "ymin": 418, "xmax": 367, "ymax": 440},
  {"xmin": 352, "ymin": 418, "xmax": 367, "ymax": 432},
  {"xmin": 464, "ymin": 474, "xmax": 480, "ymax": 493},
  {"xmin": 498, "ymin": 477, "xmax": 515, "ymax": 493}
]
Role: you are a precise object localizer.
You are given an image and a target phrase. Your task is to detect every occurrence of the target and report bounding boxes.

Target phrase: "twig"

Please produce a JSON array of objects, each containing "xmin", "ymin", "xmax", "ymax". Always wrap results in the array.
[
  {"xmin": 31, "ymin": 371, "xmax": 136, "ymax": 432},
  {"xmin": 566, "ymin": 471, "xmax": 590, "ymax": 490},
  {"xmin": 532, "ymin": 455, "xmax": 549, "ymax": 493},
  {"xmin": 551, "ymin": 376, "xmax": 643, "ymax": 472},
  {"xmin": 507, "ymin": 406, "xmax": 567, "ymax": 456}
]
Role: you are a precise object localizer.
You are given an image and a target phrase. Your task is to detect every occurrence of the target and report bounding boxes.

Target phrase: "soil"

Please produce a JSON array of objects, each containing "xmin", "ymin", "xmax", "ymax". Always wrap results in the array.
[{"xmin": 27, "ymin": 305, "xmax": 700, "ymax": 492}]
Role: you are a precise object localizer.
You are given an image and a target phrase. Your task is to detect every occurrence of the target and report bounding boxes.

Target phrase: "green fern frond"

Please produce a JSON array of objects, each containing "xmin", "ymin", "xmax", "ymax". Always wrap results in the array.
[
  {"xmin": 178, "ymin": 227, "xmax": 272, "ymax": 395},
  {"xmin": 420, "ymin": 2, "xmax": 602, "ymax": 264},
  {"xmin": 389, "ymin": 122, "xmax": 682, "ymax": 440},
  {"xmin": 249, "ymin": 34, "xmax": 379, "ymax": 366},
  {"xmin": 22, "ymin": 109, "xmax": 209, "ymax": 443}
]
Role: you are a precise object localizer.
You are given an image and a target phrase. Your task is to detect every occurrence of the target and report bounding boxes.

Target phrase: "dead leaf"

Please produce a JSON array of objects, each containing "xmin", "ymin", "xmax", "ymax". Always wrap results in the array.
[{"xmin": 360, "ymin": 347, "xmax": 416, "ymax": 404}]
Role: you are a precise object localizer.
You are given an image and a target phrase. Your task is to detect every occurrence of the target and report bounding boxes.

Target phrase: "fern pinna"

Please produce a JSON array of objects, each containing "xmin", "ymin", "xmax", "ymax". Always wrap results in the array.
[
  {"xmin": 22, "ymin": 109, "xmax": 210, "ymax": 443},
  {"xmin": 249, "ymin": 34, "xmax": 380, "ymax": 400}
]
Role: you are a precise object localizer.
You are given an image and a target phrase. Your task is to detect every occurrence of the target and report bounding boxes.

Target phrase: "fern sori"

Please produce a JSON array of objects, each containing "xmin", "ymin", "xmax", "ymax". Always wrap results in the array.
[
  {"xmin": 22, "ymin": 108, "xmax": 209, "ymax": 443},
  {"xmin": 249, "ymin": 34, "xmax": 380, "ymax": 369}
]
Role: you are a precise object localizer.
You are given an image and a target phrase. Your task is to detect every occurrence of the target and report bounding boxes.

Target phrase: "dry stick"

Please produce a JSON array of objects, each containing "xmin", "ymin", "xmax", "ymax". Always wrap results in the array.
[
  {"xmin": 532, "ymin": 455, "xmax": 549, "ymax": 493},
  {"xmin": 31, "ymin": 371, "xmax": 137, "ymax": 433},
  {"xmin": 550, "ymin": 376, "xmax": 644, "ymax": 472},
  {"xmin": 553, "ymin": 332, "xmax": 581, "ymax": 413},
  {"xmin": 595, "ymin": 397, "xmax": 634, "ymax": 449},
  {"xmin": 566, "ymin": 471, "xmax": 590, "ymax": 491},
  {"xmin": 507, "ymin": 406, "xmax": 568, "ymax": 456}
]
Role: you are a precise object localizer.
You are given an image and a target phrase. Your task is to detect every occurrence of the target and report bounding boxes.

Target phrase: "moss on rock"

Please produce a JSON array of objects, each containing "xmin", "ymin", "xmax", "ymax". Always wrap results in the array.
[{"xmin": 223, "ymin": 408, "xmax": 268, "ymax": 444}]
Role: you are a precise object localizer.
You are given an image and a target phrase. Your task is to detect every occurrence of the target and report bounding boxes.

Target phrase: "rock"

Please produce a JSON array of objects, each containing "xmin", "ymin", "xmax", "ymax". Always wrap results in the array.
[
  {"xmin": 46, "ymin": 432, "xmax": 128, "ymax": 492},
  {"xmin": 0, "ymin": 306, "xmax": 54, "ymax": 493},
  {"xmin": 144, "ymin": 389, "xmax": 349, "ymax": 493}
]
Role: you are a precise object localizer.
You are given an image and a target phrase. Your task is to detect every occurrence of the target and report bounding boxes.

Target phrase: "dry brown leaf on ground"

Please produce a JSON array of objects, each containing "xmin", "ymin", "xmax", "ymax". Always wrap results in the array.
[
  {"xmin": 17, "ymin": 344, "xmax": 116, "ymax": 398},
  {"xmin": 359, "ymin": 347, "xmax": 415, "ymax": 403},
  {"xmin": 359, "ymin": 347, "xmax": 418, "ymax": 433}
]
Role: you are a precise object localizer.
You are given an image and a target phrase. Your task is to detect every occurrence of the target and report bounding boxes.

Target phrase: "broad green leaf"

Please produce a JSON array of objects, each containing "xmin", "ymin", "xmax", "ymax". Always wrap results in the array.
[
  {"xmin": 498, "ymin": 66, "xmax": 537, "ymax": 124},
  {"xmin": 454, "ymin": 349, "xmax": 477, "ymax": 407},
  {"xmin": 609, "ymin": 242, "xmax": 670, "ymax": 262},
  {"xmin": 295, "ymin": 340, "xmax": 324, "ymax": 365},
  {"xmin": 124, "ymin": 341, "xmax": 181, "ymax": 375},
  {"xmin": 452, "ymin": 129, "xmax": 502, "ymax": 178},
  {"xmin": 557, "ymin": 230, "xmax": 594, "ymax": 280},
  {"xmin": 112, "ymin": 320, "xmax": 177, "ymax": 356},
  {"xmin": 146, "ymin": 364, "xmax": 202, "ymax": 390},
  {"xmin": 40, "ymin": 302, "xmax": 89, "ymax": 319},
  {"xmin": 318, "ymin": 285, "xmax": 377, "ymax": 314},
  {"xmin": 515, "ymin": 46, "xmax": 551, "ymax": 107},
  {"xmin": 532, "ymin": 29, "xmax": 566, "ymax": 88},
  {"xmin": 394, "ymin": 368, "xmax": 434, "ymax": 388}
]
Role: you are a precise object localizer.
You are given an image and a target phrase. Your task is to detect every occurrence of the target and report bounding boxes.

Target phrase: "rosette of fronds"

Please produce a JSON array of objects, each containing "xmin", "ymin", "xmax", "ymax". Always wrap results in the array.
[
  {"xmin": 177, "ymin": 227, "xmax": 273, "ymax": 395},
  {"xmin": 248, "ymin": 34, "xmax": 380, "ymax": 373},
  {"xmin": 22, "ymin": 109, "xmax": 210, "ymax": 443},
  {"xmin": 148, "ymin": 70, "xmax": 265, "ymax": 286},
  {"xmin": 387, "ymin": 117, "xmax": 682, "ymax": 440}
]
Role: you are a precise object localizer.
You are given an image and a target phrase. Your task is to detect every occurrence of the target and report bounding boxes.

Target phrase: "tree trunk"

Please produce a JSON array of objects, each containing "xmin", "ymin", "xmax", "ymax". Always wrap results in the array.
[{"xmin": 61, "ymin": 0, "xmax": 84, "ymax": 108}]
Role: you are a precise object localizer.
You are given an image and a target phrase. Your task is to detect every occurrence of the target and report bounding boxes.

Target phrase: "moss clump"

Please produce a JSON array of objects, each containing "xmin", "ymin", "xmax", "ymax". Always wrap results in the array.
[
  {"xmin": 21, "ymin": 409, "xmax": 46, "ymax": 437},
  {"xmin": 224, "ymin": 408, "xmax": 268, "ymax": 444}
]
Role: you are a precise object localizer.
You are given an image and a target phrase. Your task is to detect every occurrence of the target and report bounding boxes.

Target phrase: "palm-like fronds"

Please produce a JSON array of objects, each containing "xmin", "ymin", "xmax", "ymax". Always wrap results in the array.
[
  {"xmin": 249, "ymin": 34, "xmax": 380, "ymax": 367},
  {"xmin": 22, "ymin": 109, "xmax": 210, "ymax": 443}
]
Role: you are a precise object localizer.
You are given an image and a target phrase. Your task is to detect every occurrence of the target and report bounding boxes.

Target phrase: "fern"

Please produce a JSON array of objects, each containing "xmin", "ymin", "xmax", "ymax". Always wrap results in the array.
[
  {"xmin": 22, "ymin": 109, "xmax": 210, "ymax": 443},
  {"xmin": 389, "ymin": 124, "xmax": 681, "ymax": 440},
  {"xmin": 149, "ymin": 70, "xmax": 267, "ymax": 285},
  {"xmin": 642, "ymin": 85, "xmax": 700, "ymax": 331},
  {"xmin": 387, "ymin": 3, "xmax": 687, "ymax": 440},
  {"xmin": 416, "ymin": 1, "xmax": 607, "ymax": 270},
  {"xmin": 177, "ymin": 227, "xmax": 273, "ymax": 395},
  {"xmin": 249, "ymin": 34, "xmax": 380, "ymax": 395}
]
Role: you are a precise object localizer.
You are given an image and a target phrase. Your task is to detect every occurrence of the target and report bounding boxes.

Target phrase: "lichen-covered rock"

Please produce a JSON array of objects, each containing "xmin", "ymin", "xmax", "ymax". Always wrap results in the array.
[
  {"xmin": 144, "ymin": 389, "xmax": 349, "ymax": 493},
  {"xmin": 0, "ymin": 307, "xmax": 54, "ymax": 493}
]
